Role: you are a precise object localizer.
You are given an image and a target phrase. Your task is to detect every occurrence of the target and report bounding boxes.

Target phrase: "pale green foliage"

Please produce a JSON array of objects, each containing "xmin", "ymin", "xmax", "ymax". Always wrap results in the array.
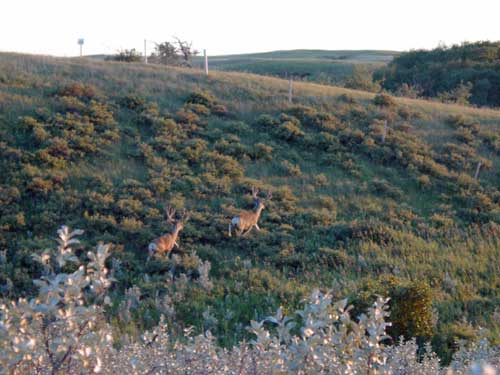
[
  {"xmin": 1, "ymin": 228, "xmax": 499, "ymax": 375},
  {"xmin": 103, "ymin": 290, "xmax": 499, "ymax": 375},
  {"xmin": 0, "ymin": 226, "xmax": 113, "ymax": 375}
]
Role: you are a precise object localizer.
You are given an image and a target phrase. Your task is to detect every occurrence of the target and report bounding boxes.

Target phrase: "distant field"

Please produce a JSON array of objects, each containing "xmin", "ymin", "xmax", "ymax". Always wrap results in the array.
[
  {"xmin": 193, "ymin": 49, "xmax": 399, "ymax": 85},
  {"xmin": 201, "ymin": 49, "xmax": 399, "ymax": 61}
]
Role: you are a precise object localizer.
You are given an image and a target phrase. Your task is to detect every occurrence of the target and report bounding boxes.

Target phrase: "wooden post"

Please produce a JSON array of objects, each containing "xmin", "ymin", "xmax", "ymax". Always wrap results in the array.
[
  {"xmin": 474, "ymin": 161, "xmax": 482, "ymax": 180},
  {"xmin": 381, "ymin": 120, "xmax": 388, "ymax": 143},
  {"xmin": 204, "ymin": 49, "xmax": 208, "ymax": 76},
  {"xmin": 144, "ymin": 39, "xmax": 148, "ymax": 64},
  {"xmin": 288, "ymin": 79, "xmax": 293, "ymax": 104}
]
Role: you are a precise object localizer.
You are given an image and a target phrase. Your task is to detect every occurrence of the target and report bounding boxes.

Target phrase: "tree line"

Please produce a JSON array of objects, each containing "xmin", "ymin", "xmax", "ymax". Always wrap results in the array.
[
  {"xmin": 108, "ymin": 37, "xmax": 198, "ymax": 67},
  {"xmin": 374, "ymin": 41, "xmax": 500, "ymax": 107}
]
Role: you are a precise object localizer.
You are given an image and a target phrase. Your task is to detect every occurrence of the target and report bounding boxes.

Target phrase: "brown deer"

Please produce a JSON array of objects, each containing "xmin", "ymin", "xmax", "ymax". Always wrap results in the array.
[
  {"xmin": 148, "ymin": 206, "xmax": 190, "ymax": 259},
  {"xmin": 228, "ymin": 187, "xmax": 271, "ymax": 237}
]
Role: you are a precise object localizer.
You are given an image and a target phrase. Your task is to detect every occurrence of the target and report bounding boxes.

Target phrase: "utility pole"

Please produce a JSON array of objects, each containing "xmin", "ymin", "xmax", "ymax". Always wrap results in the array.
[
  {"xmin": 144, "ymin": 39, "xmax": 148, "ymax": 64},
  {"xmin": 204, "ymin": 49, "xmax": 209, "ymax": 76}
]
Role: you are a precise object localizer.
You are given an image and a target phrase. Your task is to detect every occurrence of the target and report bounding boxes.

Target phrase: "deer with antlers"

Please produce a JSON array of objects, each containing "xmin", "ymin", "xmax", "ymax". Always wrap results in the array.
[
  {"xmin": 148, "ymin": 206, "xmax": 190, "ymax": 259},
  {"xmin": 228, "ymin": 187, "xmax": 271, "ymax": 237}
]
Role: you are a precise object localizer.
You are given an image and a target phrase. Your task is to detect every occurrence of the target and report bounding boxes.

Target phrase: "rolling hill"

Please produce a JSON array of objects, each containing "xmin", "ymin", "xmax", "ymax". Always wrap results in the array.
[
  {"xmin": 0, "ymin": 52, "xmax": 499, "ymax": 361},
  {"xmin": 193, "ymin": 49, "xmax": 398, "ymax": 86}
]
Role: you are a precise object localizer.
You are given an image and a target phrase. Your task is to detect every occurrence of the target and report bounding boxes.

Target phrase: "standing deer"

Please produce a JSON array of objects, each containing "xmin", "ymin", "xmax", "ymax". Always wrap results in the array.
[
  {"xmin": 148, "ymin": 206, "xmax": 190, "ymax": 259},
  {"xmin": 228, "ymin": 187, "xmax": 271, "ymax": 237}
]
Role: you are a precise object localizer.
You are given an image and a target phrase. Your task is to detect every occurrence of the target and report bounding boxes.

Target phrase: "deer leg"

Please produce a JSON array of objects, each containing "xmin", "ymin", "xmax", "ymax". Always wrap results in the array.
[
  {"xmin": 228, "ymin": 223, "xmax": 232, "ymax": 237},
  {"xmin": 175, "ymin": 241, "xmax": 180, "ymax": 249},
  {"xmin": 242, "ymin": 226, "xmax": 253, "ymax": 236}
]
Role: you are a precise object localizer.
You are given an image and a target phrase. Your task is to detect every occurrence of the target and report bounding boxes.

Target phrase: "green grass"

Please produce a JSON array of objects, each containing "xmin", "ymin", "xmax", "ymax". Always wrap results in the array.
[{"xmin": 0, "ymin": 52, "xmax": 499, "ymax": 360}]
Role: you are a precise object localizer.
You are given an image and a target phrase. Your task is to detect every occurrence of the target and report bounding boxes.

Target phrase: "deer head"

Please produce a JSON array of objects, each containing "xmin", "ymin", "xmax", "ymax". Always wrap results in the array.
[
  {"xmin": 251, "ymin": 187, "xmax": 272, "ymax": 210},
  {"xmin": 165, "ymin": 206, "xmax": 190, "ymax": 231}
]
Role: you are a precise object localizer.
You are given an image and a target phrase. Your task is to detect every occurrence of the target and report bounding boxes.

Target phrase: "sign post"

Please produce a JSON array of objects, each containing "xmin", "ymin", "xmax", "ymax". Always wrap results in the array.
[{"xmin": 77, "ymin": 38, "xmax": 84, "ymax": 57}]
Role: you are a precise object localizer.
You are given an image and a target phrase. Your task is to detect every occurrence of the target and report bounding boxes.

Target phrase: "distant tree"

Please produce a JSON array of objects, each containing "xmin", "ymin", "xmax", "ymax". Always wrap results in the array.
[
  {"xmin": 437, "ymin": 81, "xmax": 473, "ymax": 105},
  {"xmin": 344, "ymin": 65, "xmax": 380, "ymax": 92},
  {"xmin": 109, "ymin": 48, "xmax": 143, "ymax": 63},
  {"xmin": 394, "ymin": 83, "xmax": 423, "ymax": 99},
  {"xmin": 151, "ymin": 38, "xmax": 198, "ymax": 67},
  {"xmin": 378, "ymin": 40, "xmax": 500, "ymax": 107},
  {"xmin": 174, "ymin": 37, "xmax": 198, "ymax": 66},
  {"xmin": 472, "ymin": 78, "xmax": 492, "ymax": 106}
]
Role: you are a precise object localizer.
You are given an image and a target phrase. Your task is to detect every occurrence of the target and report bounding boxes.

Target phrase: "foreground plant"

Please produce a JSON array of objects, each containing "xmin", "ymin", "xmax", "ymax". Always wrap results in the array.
[
  {"xmin": 0, "ymin": 226, "xmax": 113, "ymax": 375},
  {"xmin": 1, "ymin": 227, "xmax": 498, "ymax": 375},
  {"xmin": 104, "ymin": 292, "xmax": 499, "ymax": 375}
]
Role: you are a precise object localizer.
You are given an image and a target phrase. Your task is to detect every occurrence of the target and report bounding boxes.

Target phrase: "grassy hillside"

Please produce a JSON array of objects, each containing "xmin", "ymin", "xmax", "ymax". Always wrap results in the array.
[
  {"xmin": 0, "ymin": 53, "xmax": 499, "ymax": 361},
  {"xmin": 193, "ymin": 49, "xmax": 398, "ymax": 86}
]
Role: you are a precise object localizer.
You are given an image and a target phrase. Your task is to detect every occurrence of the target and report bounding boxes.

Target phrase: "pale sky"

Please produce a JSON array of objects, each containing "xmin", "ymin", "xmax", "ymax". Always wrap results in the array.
[{"xmin": 2, "ymin": 0, "xmax": 500, "ymax": 57}]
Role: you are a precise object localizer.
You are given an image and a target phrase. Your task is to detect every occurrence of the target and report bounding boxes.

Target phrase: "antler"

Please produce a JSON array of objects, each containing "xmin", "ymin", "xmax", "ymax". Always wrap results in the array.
[
  {"xmin": 180, "ymin": 209, "xmax": 190, "ymax": 223},
  {"xmin": 251, "ymin": 187, "xmax": 259, "ymax": 200},
  {"xmin": 165, "ymin": 206, "xmax": 176, "ymax": 222}
]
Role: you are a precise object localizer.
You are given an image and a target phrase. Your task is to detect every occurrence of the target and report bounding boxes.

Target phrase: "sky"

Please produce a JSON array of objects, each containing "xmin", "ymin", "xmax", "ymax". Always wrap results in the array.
[{"xmin": 2, "ymin": 0, "xmax": 500, "ymax": 57}]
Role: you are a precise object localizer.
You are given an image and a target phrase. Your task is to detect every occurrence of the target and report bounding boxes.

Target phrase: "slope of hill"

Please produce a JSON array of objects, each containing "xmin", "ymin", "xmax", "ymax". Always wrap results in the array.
[
  {"xmin": 193, "ymin": 49, "xmax": 398, "ymax": 85},
  {"xmin": 0, "ymin": 53, "xmax": 499, "ymax": 360},
  {"xmin": 378, "ymin": 41, "xmax": 500, "ymax": 107}
]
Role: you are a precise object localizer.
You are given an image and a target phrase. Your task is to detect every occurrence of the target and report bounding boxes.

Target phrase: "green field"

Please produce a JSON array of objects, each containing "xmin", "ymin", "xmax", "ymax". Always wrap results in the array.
[
  {"xmin": 0, "ymin": 52, "xmax": 499, "ymax": 362},
  {"xmin": 193, "ymin": 49, "xmax": 398, "ymax": 85}
]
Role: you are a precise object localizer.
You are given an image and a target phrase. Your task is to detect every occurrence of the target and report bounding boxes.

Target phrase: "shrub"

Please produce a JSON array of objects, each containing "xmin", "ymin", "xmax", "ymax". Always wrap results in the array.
[
  {"xmin": 318, "ymin": 247, "xmax": 353, "ymax": 268},
  {"xmin": 110, "ymin": 48, "xmax": 143, "ymax": 62},
  {"xmin": 0, "ymin": 226, "xmax": 113, "ymax": 374},
  {"xmin": 373, "ymin": 93, "xmax": 397, "ymax": 108},
  {"xmin": 176, "ymin": 108, "xmax": 200, "ymax": 124},
  {"xmin": 277, "ymin": 121, "xmax": 305, "ymax": 141},
  {"xmin": 287, "ymin": 106, "xmax": 341, "ymax": 131},
  {"xmin": 280, "ymin": 160, "xmax": 302, "ymax": 177},
  {"xmin": 256, "ymin": 114, "xmax": 278, "ymax": 127},
  {"xmin": 56, "ymin": 82, "xmax": 97, "ymax": 100},
  {"xmin": 252, "ymin": 143, "xmax": 273, "ymax": 160},
  {"xmin": 418, "ymin": 174, "xmax": 431, "ymax": 188},
  {"xmin": 118, "ymin": 94, "xmax": 146, "ymax": 110},
  {"xmin": 185, "ymin": 90, "xmax": 216, "ymax": 108}
]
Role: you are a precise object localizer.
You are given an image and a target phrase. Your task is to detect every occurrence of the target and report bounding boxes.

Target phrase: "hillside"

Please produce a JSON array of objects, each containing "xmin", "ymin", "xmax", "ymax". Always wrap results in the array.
[
  {"xmin": 0, "ymin": 53, "xmax": 499, "ymax": 361},
  {"xmin": 378, "ymin": 41, "xmax": 500, "ymax": 107},
  {"xmin": 193, "ymin": 49, "xmax": 398, "ymax": 86}
]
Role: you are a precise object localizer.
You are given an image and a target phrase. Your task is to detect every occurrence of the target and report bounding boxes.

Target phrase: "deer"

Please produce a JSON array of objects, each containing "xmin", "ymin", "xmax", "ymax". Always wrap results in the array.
[
  {"xmin": 228, "ymin": 187, "xmax": 271, "ymax": 237},
  {"xmin": 148, "ymin": 206, "xmax": 190, "ymax": 259}
]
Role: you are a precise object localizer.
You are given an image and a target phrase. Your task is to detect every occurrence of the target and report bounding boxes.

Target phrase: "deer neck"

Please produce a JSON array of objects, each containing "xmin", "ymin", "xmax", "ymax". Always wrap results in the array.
[
  {"xmin": 255, "ymin": 205, "xmax": 264, "ymax": 219},
  {"xmin": 171, "ymin": 225, "xmax": 182, "ymax": 240}
]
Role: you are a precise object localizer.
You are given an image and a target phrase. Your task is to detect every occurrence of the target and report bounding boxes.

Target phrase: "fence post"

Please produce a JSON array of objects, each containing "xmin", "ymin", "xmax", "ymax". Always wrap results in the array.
[
  {"xmin": 204, "ymin": 49, "xmax": 209, "ymax": 76},
  {"xmin": 381, "ymin": 120, "xmax": 388, "ymax": 143},
  {"xmin": 474, "ymin": 161, "xmax": 482, "ymax": 180}
]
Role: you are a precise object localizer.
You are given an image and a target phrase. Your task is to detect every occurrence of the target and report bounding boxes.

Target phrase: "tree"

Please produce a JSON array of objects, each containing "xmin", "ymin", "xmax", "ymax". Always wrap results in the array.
[
  {"xmin": 437, "ymin": 81, "xmax": 473, "ymax": 105},
  {"xmin": 151, "ymin": 38, "xmax": 198, "ymax": 67},
  {"xmin": 344, "ymin": 65, "xmax": 381, "ymax": 92}
]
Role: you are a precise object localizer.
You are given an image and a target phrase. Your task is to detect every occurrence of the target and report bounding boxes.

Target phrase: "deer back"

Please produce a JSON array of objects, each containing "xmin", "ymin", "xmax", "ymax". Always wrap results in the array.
[
  {"xmin": 154, "ymin": 233, "xmax": 176, "ymax": 254},
  {"xmin": 238, "ymin": 209, "xmax": 260, "ymax": 228}
]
